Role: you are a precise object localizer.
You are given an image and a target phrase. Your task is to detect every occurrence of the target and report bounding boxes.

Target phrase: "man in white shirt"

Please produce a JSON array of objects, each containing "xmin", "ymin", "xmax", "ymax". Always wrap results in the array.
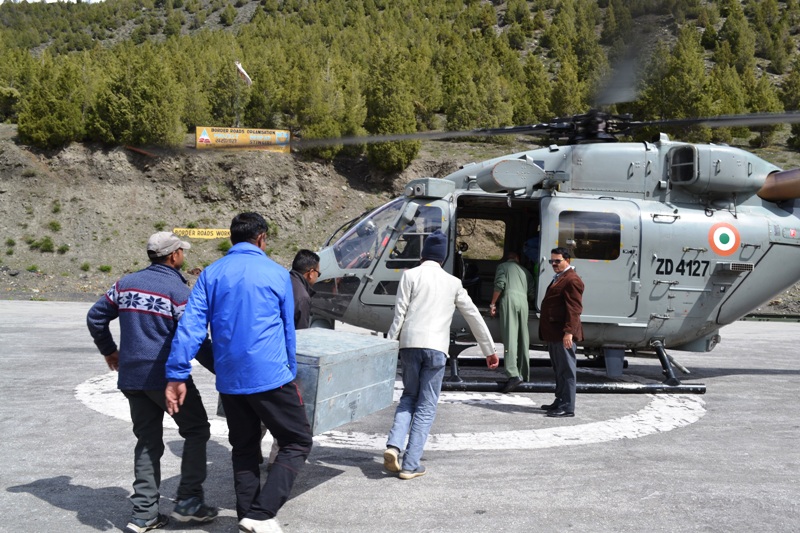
[{"xmin": 383, "ymin": 230, "xmax": 498, "ymax": 479}]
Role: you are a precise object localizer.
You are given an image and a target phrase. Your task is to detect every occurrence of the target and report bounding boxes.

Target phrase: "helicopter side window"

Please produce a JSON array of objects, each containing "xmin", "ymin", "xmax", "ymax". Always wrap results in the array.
[
  {"xmin": 385, "ymin": 205, "xmax": 443, "ymax": 270},
  {"xmin": 558, "ymin": 211, "xmax": 620, "ymax": 261}
]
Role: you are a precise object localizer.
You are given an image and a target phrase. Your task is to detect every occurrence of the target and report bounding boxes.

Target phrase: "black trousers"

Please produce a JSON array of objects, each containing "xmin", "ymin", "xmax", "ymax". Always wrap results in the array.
[
  {"xmin": 221, "ymin": 382, "xmax": 313, "ymax": 520},
  {"xmin": 547, "ymin": 341, "xmax": 577, "ymax": 412},
  {"xmin": 123, "ymin": 377, "xmax": 210, "ymax": 520}
]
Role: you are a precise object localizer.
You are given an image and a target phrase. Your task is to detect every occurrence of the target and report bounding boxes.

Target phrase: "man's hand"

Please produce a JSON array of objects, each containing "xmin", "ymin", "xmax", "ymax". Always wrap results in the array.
[
  {"xmin": 104, "ymin": 350, "xmax": 119, "ymax": 371},
  {"xmin": 165, "ymin": 382, "xmax": 187, "ymax": 415},
  {"xmin": 563, "ymin": 333, "xmax": 574, "ymax": 350},
  {"xmin": 486, "ymin": 353, "xmax": 500, "ymax": 369}
]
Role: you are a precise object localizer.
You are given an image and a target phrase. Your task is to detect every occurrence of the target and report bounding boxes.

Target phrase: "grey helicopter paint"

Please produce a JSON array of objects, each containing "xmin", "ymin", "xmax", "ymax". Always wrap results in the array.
[{"xmin": 306, "ymin": 113, "xmax": 800, "ymax": 382}]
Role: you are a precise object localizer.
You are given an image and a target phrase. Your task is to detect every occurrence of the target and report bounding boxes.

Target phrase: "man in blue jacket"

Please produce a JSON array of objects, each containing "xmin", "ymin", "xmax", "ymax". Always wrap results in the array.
[
  {"xmin": 165, "ymin": 212, "xmax": 312, "ymax": 533},
  {"xmin": 87, "ymin": 232, "xmax": 217, "ymax": 533}
]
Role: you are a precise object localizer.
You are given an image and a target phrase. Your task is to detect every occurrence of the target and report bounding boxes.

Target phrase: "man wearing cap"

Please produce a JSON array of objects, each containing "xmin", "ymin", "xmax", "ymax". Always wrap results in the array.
[
  {"xmin": 86, "ymin": 232, "xmax": 217, "ymax": 533},
  {"xmin": 383, "ymin": 230, "xmax": 499, "ymax": 480}
]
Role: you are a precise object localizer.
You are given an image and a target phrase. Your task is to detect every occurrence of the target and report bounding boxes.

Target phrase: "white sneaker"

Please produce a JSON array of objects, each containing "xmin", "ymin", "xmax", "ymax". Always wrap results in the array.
[
  {"xmin": 383, "ymin": 447, "xmax": 401, "ymax": 472},
  {"xmin": 239, "ymin": 517, "xmax": 284, "ymax": 533}
]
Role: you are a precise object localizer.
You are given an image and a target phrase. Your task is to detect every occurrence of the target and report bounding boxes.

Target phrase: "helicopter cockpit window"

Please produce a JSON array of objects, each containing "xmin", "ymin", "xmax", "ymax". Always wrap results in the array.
[
  {"xmin": 333, "ymin": 199, "xmax": 404, "ymax": 269},
  {"xmin": 385, "ymin": 205, "xmax": 443, "ymax": 270},
  {"xmin": 558, "ymin": 211, "xmax": 620, "ymax": 261},
  {"xmin": 668, "ymin": 146, "xmax": 698, "ymax": 184}
]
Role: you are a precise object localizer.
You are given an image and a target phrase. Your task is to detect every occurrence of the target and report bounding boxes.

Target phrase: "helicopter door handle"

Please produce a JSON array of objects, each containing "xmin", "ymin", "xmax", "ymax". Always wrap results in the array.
[
  {"xmin": 682, "ymin": 246, "xmax": 707, "ymax": 252},
  {"xmin": 653, "ymin": 280, "xmax": 679, "ymax": 286},
  {"xmin": 652, "ymin": 214, "xmax": 680, "ymax": 223}
]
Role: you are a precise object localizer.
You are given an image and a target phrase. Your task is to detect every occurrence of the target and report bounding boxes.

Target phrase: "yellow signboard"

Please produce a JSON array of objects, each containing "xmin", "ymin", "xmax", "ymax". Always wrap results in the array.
[
  {"xmin": 173, "ymin": 228, "xmax": 231, "ymax": 239},
  {"xmin": 195, "ymin": 126, "xmax": 290, "ymax": 152}
]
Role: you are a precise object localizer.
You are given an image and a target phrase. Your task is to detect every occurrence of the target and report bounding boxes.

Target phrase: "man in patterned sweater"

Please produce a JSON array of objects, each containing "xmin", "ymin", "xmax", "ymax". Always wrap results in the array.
[{"xmin": 87, "ymin": 232, "xmax": 217, "ymax": 533}]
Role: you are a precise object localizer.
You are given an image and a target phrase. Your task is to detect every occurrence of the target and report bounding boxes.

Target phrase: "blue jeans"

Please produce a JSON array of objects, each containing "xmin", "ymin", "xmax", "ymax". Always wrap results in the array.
[{"xmin": 386, "ymin": 348, "xmax": 447, "ymax": 471}]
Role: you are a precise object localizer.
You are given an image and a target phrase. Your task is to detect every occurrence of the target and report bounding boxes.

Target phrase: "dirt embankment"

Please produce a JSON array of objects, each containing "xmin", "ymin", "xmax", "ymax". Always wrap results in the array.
[
  {"xmin": 0, "ymin": 124, "xmax": 799, "ymax": 314},
  {"xmin": 0, "ymin": 124, "xmax": 456, "ymax": 301}
]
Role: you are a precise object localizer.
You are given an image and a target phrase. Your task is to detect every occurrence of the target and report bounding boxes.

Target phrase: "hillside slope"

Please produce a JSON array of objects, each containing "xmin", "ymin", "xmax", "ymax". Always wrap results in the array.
[{"xmin": 0, "ymin": 124, "xmax": 451, "ymax": 300}]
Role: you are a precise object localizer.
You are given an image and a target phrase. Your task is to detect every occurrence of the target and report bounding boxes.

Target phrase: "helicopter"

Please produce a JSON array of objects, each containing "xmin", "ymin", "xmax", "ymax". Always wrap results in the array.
[{"xmin": 303, "ymin": 110, "xmax": 800, "ymax": 388}]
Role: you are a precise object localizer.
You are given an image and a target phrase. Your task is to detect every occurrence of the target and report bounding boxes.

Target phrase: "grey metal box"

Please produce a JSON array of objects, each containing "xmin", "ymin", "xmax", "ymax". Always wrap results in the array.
[{"xmin": 295, "ymin": 329, "xmax": 398, "ymax": 435}]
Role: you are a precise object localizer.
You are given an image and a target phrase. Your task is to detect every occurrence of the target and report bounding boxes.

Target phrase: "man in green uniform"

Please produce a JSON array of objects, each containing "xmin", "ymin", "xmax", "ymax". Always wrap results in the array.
[{"xmin": 490, "ymin": 251, "xmax": 535, "ymax": 393}]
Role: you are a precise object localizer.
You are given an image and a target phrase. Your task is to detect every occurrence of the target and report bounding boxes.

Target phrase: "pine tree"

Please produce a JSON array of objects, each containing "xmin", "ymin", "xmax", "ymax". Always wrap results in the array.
[
  {"xmin": 17, "ymin": 54, "xmax": 86, "ymax": 148},
  {"xmin": 364, "ymin": 48, "xmax": 419, "ymax": 172}
]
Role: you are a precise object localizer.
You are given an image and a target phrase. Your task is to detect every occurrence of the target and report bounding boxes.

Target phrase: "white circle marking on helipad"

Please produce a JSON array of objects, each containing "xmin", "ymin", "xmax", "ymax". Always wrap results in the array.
[{"xmin": 75, "ymin": 370, "xmax": 705, "ymax": 450}]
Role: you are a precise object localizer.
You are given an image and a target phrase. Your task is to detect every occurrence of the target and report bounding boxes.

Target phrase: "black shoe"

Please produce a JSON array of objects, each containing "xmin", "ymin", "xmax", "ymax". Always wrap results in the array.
[
  {"xmin": 501, "ymin": 376, "xmax": 523, "ymax": 393},
  {"xmin": 546, "ymin": 409, "xmax": 575, "ymax": 418},
  {"xmin": 540, "ymin": 402, "xmax": 560, "ymax": 410},
  {"xmin": 125, "ymin": 514, "xmax": 168, "ymax": 533},
  {"xmin": 171, "ymin": 497, "xmax": 218, "ymax": 524}
]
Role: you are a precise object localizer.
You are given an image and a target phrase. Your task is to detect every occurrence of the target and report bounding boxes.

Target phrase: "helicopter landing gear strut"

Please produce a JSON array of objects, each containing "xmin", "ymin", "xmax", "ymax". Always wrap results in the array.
[
  {"xmin": 650, "ymin": 340, "xmax": 681, "ymax": 386},
  {"xmin": 445, "ymin": 344, "xmax": 474, "ymax": 383}
]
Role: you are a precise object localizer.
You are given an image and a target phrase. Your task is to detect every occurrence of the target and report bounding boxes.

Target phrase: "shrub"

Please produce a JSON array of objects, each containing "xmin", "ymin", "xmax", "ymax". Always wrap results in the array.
[
  {"xmin": 154, "ymin": 221, "xmax": 166, "ymax": 231},
  {"xmin": 37, "ymin": 236, "xmax": 55, "ymax": 253},
  {"xmin": 52, "ymin": 200, "xmax": 61, "ymax": 214},
  {"xmin": 48, "ymin": 220, "xmax": 61, "ymax": 232},
  {"xmin": 98, "ymin": 265, "xmax": 112, "ymax": 273},
  {"xmin": 5, "ymin": 249, "xmax": 12, "ymax": 256},
  {"xmin": 57, "ymin": 244, "xmax": 70, "ymax": 254},
  {"xmin": 217, "ymin": 240, "xmax": 232, "ymax": 253},
  {"xmin": 27, "ymin": 265, "xmax": 39, "ymax": 272},
  {"xmin": 5, "ymin": 238, "xmax": 14, "ymax": 247},
  {"xmin": 80, "ymin": 262, "xmax": 90, "ymax": 271}
]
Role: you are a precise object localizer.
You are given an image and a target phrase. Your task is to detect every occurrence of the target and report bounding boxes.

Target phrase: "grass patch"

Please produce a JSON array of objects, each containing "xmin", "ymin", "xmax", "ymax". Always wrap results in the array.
[
  {"xmin": 57, "ymin": 244, "xmax": 69, "ymax": 254},
  {"xmin": 80, "ymin": 262, "xmax": 90, "ymax": 272},
  {"xmin": 98, "ymin": 265, "xmax": 112, "ymax": 273},
  {"xmin": 154, "ymin": 221, "xmax": 166, "ymax": 231},
  {"xmin": 26, "ymin": 265, "xmax": 39, "ymax": 272},
  {"xmin": 30, "ymin": 236, "xmax": 55, "ymax": 252},
  {"xmin": 5, "ymin": 238, "xmax": 15, "ymax": 247},
  {"xmin": 217, "ymin": 240, "xmax": 232, "ymax": 254},
  {"xmin": 52, "ymin": 200, "xmax": 61, "ymax": 214},
  {"xmin": 47, "ymin": 220, "xmax": 61, "ymax": 232}
]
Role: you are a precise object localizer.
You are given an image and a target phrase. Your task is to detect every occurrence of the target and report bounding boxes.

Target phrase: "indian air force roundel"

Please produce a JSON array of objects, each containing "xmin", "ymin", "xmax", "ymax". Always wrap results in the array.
[{"xmin": 708, "ymin": 222, "xmax": 741, "ymax": 256}]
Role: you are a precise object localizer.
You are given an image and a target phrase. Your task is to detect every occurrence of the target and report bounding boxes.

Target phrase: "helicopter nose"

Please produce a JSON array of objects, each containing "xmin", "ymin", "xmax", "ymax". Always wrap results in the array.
[{"xmin": 758, "ymin": 168, "xmax": 800, "ymax": 202}]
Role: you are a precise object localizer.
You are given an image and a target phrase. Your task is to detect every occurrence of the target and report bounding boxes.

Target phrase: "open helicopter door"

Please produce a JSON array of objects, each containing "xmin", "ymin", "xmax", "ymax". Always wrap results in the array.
[
  {"xmin": 358, "ymin": 199, "xmax": 449, "ymax": 308},
  {"xmin": 539, "ymin": 197, "xmax": 642, "ymax": 322}
]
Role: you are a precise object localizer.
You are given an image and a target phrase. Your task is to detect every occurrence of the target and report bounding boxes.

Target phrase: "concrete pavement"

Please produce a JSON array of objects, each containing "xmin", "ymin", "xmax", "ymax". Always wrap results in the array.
[{"xmin": 1, "ymin": 300, "xmax": 798, "ymax": 532}]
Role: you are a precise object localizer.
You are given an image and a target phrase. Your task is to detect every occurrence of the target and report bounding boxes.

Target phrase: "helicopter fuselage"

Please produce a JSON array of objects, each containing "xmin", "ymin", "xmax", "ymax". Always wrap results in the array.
[{"xmin": 311, "ymin": 135, "xmax": 800, "ymax": 358}]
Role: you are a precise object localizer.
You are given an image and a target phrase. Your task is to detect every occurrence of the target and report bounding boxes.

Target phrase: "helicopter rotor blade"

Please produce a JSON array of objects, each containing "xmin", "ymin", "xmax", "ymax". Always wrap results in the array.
[
  {"xmin": 291, "ymin": 110, "xmax": 800, "ymax": 150},
  {"xmin": 628, "ymin": 111, "xmax": 800, "ymax": 131},
  {"xmin": 291, "ymin": 123, "xmax": 556, "ymax": 149}
]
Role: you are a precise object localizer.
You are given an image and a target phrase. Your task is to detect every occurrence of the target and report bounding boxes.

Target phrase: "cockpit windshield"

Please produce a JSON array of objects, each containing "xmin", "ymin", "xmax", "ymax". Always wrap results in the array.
[{"xmin": 332, "ymin": 198, "xmax": 404, "ymax": 269}]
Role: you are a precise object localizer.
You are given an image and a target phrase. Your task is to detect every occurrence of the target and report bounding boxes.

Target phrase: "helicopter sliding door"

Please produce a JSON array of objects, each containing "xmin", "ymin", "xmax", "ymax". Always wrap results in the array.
[{"xmin": 540, "ymin": 197, "xmax": 641, "ymax": 320}]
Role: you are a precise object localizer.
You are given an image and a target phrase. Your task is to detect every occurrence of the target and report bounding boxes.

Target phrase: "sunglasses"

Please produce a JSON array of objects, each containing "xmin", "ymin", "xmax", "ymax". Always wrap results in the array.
[
  {"xmin": 309, "ymin": 268, "xmax": 320, "ymax": 275},
  {"xmin": 549, "ymin": 259, "xmax": 565, "ymax": 265}
]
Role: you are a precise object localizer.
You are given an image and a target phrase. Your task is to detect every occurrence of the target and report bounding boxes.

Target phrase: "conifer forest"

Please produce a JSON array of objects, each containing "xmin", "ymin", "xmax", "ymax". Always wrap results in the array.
[{"xmin": 2, "ymin": 0, "xmax": 800, "ymax": 171}]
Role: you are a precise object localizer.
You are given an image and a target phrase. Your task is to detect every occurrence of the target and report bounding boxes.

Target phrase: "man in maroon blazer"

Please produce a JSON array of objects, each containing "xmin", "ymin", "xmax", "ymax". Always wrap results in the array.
[{"xmin": 539, "ymin": 247, "xmax": 584, "ymax": 418}]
